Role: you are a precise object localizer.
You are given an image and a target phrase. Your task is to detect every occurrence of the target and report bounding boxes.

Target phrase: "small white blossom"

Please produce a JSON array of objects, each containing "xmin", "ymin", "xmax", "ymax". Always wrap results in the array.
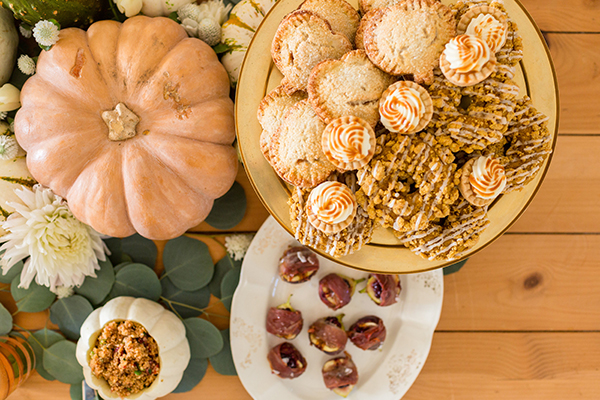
[
  {"xmin": 224, "ymin": 233, "xmax": 254, "ymax": 261},
  {"xmin": 197, "ymin": 0, "xmax": 231, "ymax": 25},
  {"xmin": 17, "ymin": 55, "xmax": 36, "ymax": 76},
  {"xmin": 0, "ymin": 135, "xmax": 19, "ymax": 161},
  {"xmin": 0, "ymin": 185, "xmax": 108, "ymax": 290},
  {"xmin": 50, "ymin": 285, "xmax": 74, "ymax": 299},
  {"xmin": 180, "ymin": 18, "xmax": 199, "ymax": 37},
  {"xmin": 177, "ymin": 3, "xmax": 202, "ymax": 22},
  {"xmin": 0, "ymin": 84, "xmax": 21, "ymax": 112},
  {"xmin": 32, "ymin": 20, "xmax": 60, "ymax": 48},
  {"xmin": 0, "ymin": 112, "xmax": 6, "ymax": 120},
  {"xmin": 198, "ymin": 18, "xmax": 221, "ymax": 46},
  {"xmin": 19, "ymin": 25, "xmax": 32, "ymax": 38}
]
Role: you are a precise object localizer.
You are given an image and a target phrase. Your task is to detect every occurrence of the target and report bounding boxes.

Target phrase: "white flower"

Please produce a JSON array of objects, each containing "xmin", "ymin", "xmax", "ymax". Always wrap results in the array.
[
  {"xmin": 115, "ymin": 0, "xmax": 143, "ymax": 17},
  {"xmin": 178, "ymin": 3, "xmax": 202, "ymax": 22},
  {"xmin": 224, "ymin": 233, "xmax": 254, "ymax": 261},
  {"xmin": 0, "ymin": 84, "xmax": 21, "ymax": 112},
  {"xmin": 0, "ymin": 135, "xmax": 19, "ymax": 161},
  {"xmin": 198, "ymin": 18, "xmax": 221, "ymax": 46},
  {"xmin": 50, "ymin": 285, "xmax": 74, "ymax": 299},
  {"xmin": 180, "ymin": 17, "xmax": 199, "ymax": 37},
  {"xmin": 197, "ymin": 0, "xmax": 231, "ymax": 25},
  {"xmin": 0, "ymin": 185, "xmax": 108, "ymax": 290},
  {"xmin": 17, "ymin": 55, "xmax": 36, "ymax": 76},
  {"xmin": 32, "ymin": 20, "xmax": 60, "ymax": 48},
  {"xmin": 0, "ymin": 112, "xmax": 6, "ymax": 120},
  {"xmin": 19, "ymin": 25, "xmax": 32, "ymax": 38}
]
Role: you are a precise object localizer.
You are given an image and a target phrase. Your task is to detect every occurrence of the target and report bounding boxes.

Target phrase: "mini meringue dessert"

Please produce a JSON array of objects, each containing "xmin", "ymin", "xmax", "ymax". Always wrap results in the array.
[
  {"xmin": 440, "ymin": 34, "xmax": 497, "ymax": 86},
  {"xmin": 457, "ymin": 5, "xmax": 508, "ymax": 53},
  {"xmin": 459, "ymin": 155, "xmax": 507, "ymax": 206},
  {"xmin": 306, "ymin": 181, "xmax": 357, "ymax": 234},
  {"xmin": 379, "ymin": 80, "xmax": 433, "ymax": 134},
  {"xmin": 321, "ymin": 116, "xmax": 376, "ymax": 171}
]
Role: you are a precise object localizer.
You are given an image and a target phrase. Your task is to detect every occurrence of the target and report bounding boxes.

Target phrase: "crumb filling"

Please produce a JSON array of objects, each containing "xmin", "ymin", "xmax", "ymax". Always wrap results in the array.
[{"xmin": 89, "ymin": 320, "xmax": 160, "ymax": 397}]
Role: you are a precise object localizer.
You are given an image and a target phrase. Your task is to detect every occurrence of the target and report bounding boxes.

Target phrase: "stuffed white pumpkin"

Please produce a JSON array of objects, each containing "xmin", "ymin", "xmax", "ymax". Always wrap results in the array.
[
  {"xmin": 76, "ymin": 297, "xmax": 190, "ymax": 400},
  {"xmin": 221, "ymin": 0, "xmax": 277, "ymax": 87},
  {"xmin": 0, "ymin": 8, "xmax": 18, "ymax": 86},
  {"xmin": 116, "ymin": 0, "xmax": 195, "ymax": 17}
]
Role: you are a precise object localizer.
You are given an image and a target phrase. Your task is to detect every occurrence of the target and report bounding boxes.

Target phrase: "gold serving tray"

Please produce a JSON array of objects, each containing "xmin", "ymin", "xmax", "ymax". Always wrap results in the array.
[{"xmin": 235, "ymin": 0, "xmax": 559, "ymax": 274}]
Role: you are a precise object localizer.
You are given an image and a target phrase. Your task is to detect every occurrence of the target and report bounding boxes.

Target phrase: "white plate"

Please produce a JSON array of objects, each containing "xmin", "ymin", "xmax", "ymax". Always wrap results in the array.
[{"xmin": 230, "ymin": 217, "xmax": 444, "ymax": 400}]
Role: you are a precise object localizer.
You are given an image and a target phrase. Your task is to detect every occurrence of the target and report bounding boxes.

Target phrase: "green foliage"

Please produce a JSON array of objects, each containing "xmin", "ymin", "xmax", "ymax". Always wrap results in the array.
[
  {"xmin": 27, "ymin": 328, "xmax": 65, "ymax": 381},
  {"xmin": 209, "ymin": 255, "xmax": 241, "ymax": 298},
  {"xmin": 205, "ymin": 182, "xmax": 247, "ymax": 230},
  {"xmin": 209, "ymin": 329, "xmax": 237, "ymax": 376},
  {"xmin": 10, "ymin": 275, "xmax": 56, "ymax": 313},
  {"xmin": 121, "ymin": 234, "xmax": 157, "ymax": 268},
  {"xmin": 183, "ymin": 318, "xmax": 224, "ymax": 359},
  {"xmin": 43, "ymin": 340, "xmax": 84, "ymax": 384},
  {"xmin": 162, "ymin": 236, "xmax": 214, "ymax": 291},
  {"xmin": 443, "ymin": 259, "xmax": 468, "ymax": 275},
  {"xmin": 0, "ymin": 260, "xmax": 23, "ymax": 283},
  {"xmin": 113, "ymin": 261, "xmax": 133, "ymax": 273},
  {"xmin": 75, "ymin": 259, "xmax": 115, "ymax": 306},
  {"xmin": 50, "ymin": 295, "xmax": 94, "ymax": 341},
  {"xmin": 108, "ymin": 264, "xmax": 161, "ymax": 301},
  {"xmin": 220, "ymin": 267, "xmax": 241, "ymax": 311},
  {"xmin": 160, "ymin": 277, "xmax": 211, "ymax": 319},
  {"xmin": 0, "ymin": 303, "xmax": 12, "ymax": 335},
  {"xmin": 103, "ymin": 238, "xmax": 122, "ymax": 266},
  {"xmin": 172, "ymin": 358, "xmax": 209, "ymax": 393},
  {"xmin": 70, "ymin": 383, "xmax": 83, "ymax": 400}
]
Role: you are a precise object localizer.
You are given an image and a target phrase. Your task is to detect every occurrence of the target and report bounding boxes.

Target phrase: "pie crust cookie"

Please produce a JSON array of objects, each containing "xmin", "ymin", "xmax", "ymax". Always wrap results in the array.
[
  {"xmin": 299, "ymin": 0, "xmax": 361, "ymax": 44},
  {"xmin": 308, "ymin": 50, "xmax": 396, "ymax": 127},
  {"xmin": 359, "ymin": 0, "xmax": 401, "ymax": 15},
  {"xmin": 258, "ymin": 85, "xmax": 307, "ymax": 163},
  {"xmin": 458, "ymin": 155, "xmax": 506, "ymax": 206},
  {"xmin": 361, "ymin": 0, "xmax": 456, "ymax": 84},
  {"xmin": 306, "ymin": 181, "xmax": 358, "ymax": 233},
  {"xmin": 321, "ymin": 116, "xmax": 377, "ymax": 171},
  {"xmin": 440, "ymin": 34, "xmax": 497, "ymax": 86},
  {"xmin": 271, "ymin": 10, "xmax": 353, "ymax": 94},
  {"xmin": 379, "ymin": 80, "xmax": 433, "ymax": 134},
  {"xmin": 270, "ymin": 99, "xmax": 335, "ymax": 187}
]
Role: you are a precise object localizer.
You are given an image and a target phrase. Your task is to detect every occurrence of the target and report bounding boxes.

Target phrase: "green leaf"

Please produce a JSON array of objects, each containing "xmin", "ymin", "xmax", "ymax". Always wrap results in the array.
[
  {"xmin": 121, "ymin": 234, "xmax": 157, "ymax": 268},
  {"xmin": 108, "ymin": 264, "xmax": 161, "ymax": 301},
  {"xmin": 43, "ymin": 341, "xmax": 84, "ymax": 385},
  {"xmin": 121, "ymin": 254, "xmax": 133, "ymax": 263},
  {"xmin": 0, "ymin": 260, "xmax": 23, "ymax": 283},
  {"xmin": 212, "ymin": 43, "xmax": 230, "ymax": 54},
  {"xmin": 113, "ymin": 261, "xmax": 133, "ymax": 273},
  {"xmin": 0, "ymin": 303, "xmax": 12, "ymax": 335},
  {"xmin": 103, "ymin": 238, "xmax": 122, "ymax": 266},
  {"xmin": 183, "ymin": 318, "xmax": 223, "ymax": 359},
  {"xmin": 163, "ymin": 237, "xmax": 214, "ymax": 291},
  {"xmin": 160, "ymin": 277, "xmax": 211, "ymax": 319},
  {"xmin": 220, "ymin": 267, "xmax": 241, "ymax": 312},
  {"xmin": 209, "ymin": 329, "xmax": 237, "ymax": 376},
  {"xmin": 168, "ymin": 11, "xmax": 179, "ymax": 22},
  {"xmin": 209, "ymin": 255, "xmax": 241, "ymax": 298},
  {"xmin": 172, "ymin": 358, "xmax": 208, "ymax": 393},
  {"xmin": 75, "ymin": 259, "xmax": 115, "ymax": 306},
  {"xmin": 443, "ymin": 259, "xmax": 468, "ymax": 275},
  {"xmin": 50, "ymin": 296, "xmax": 94, "ymax": 341},
  {"xmin": 27, "ymin": 328, "xmax": 65, "ymax": 381},
  {"xmin": 205, "ymin": 182, "xmax": 247, "ymax": 230},
  {"xmin": 70, "ymin": 383, "xmax": 83, "ymax": 400},
  {"xmin": 10, "ymin": 275, "xmax": 56, "ymax": 313}
]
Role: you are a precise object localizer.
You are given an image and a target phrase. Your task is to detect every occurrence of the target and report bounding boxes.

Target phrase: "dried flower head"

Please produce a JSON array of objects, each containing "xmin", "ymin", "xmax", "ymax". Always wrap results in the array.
[
  {"xmin": 198, "ymin": 18, "xmax": 221, "ymax": 46},
  {"xmin": 224, "ymin": 233, "xmax": 255, "ymax": 261},
  {"xmin": 19, "ymin": 25, "xmax": 32, "ymax": 38},
  {"xmin": 17, "ymin": 55, "xmax": 36, "ymax": 76},
  {"xmin": 32, "ymin": 20, "xmax": 60, "ymax": 48},
  {"xmin": 50, "ymin": 285, "xmax": 74, "ymax": 299},
  {"xmin": 0, "ymin": 135, "xmax": 19, "ymax": 161}
]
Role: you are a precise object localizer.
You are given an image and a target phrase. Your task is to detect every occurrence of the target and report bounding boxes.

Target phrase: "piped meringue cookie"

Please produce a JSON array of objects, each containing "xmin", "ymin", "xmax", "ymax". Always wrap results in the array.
[
  {"xmin": 457, "ymin": 5, "xmax": 508, "ymax": 53},
  {"xmin": 307, "ymin": 181, "xmax": 357, "ymax": 234},
  {"xmin": 439, "ymin": 34, "xmax": 497, "ymax": 87},
  {"xmin": 379, "ymin": 81, "xmax": 433, "ymax": 134},
  {"xmin": 459, "ymin": 155, "xmax": 507, "ymax": 206},
  {"xmin": 321, "ymin": 116, "xmax": 376, "ymax": 171}
]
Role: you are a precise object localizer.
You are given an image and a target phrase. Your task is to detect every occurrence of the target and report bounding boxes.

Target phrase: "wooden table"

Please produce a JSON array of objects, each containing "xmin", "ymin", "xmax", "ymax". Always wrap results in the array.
[{"xmin": 4, "ymin": 0, "xmax": 600, "ymax": 398}]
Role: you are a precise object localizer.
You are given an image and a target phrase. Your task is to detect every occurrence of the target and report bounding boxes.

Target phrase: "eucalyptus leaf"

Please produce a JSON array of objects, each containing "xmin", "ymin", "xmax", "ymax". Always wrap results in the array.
[
  {"xmin": 205, "ymin": 182, "xmax": 247, "ymax": 230},
  {"xmin": 209, "ymin": 329, "xmax": 237, "ymax": 376},
  {"xmin": 220, "ymin": 267, "xmax": 241, "ymax": 312},
  {"xmin": 108, "ymin": 264, "xmax": 161, "ymax": 301},
  {"xmin": 50, "ymin": 296, "xmax": 94, "ymax": 341},
  {"xmin": 43, "ymin": 341, "xmax": 84, "ymax": 384},
  {"xmin": 70, "ymin": 383, "xmax": 83, "ymax": 400},
  {"xmin": 113, "ymin": 261, "xmax": 133, "ymax": 273},
  {"xmin": 10, "ymin": 275, "xmax": 56, "ymax": 313},
  {"xmin": 172, "ymin": 358, "xmax": 208, "ymax": 393},
  {"xmin": 163, "ymin": 236, "xmax": 214, "ymax": 291},
  {"xmin": 209, "ymin": 255, "xmax": 241, "ymax": 298},
  {"xmin": 0, "ymin": 260, "xmax": 23, "ymax": 283},
  {"xmin": 75, "ymin": 259, "xmax": 115, "ymax": 306},
  {"xmin": 121, "ymin": 234, "xmax": 157, "ymax": 267},
  {"xmin": 103, "ymin": 238, "xmax": 122, "ymax": 266},
  {"xmin": 121, "ymin": 254, "xmax": 133, "ymax": 263},
  {"xmin": 183, "ymin": 318, "xmax": 223, "ymax": 359},
  {"xmin": 27, "ymin": 328, "xmax": 65, "ymax": 381},
  {"xmin": 160, "ymin": 277, "xmax": 211, "ymax": 319},
  {"xmin": 443, "ymin": 259, "xmax": 468, "ymax": 275},
  {"xmin": 0, "ymin": 303, "xmax": 12, "ymax": 335}
]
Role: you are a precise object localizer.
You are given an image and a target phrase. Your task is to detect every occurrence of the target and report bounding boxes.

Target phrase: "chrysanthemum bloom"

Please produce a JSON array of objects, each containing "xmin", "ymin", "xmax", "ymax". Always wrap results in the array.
[{"xmin": 32, "ymin": 20, "xmax": 60, "ymax": 47}]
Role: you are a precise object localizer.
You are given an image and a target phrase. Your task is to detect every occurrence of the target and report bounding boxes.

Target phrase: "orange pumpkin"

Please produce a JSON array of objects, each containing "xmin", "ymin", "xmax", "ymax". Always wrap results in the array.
[{"xmin": 14, "ymin": 16, "xmax": 238, "ymax": 240}]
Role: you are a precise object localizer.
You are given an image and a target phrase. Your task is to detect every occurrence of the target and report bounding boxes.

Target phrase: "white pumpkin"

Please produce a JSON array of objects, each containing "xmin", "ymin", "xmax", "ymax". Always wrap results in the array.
[
  {"xmin": 116, "ymin": 0, "xmax": 195, "ymax": 17},
  {"xmin": 76, "ymin": 297, "xmax": 191, "ymax": 400},
  {"xmin": 0, "ymin": 8, "xmax": 18, "ymax": 86},
  {"xmin": 221, "ymin": 0, "xmax": 277, "ymax": 87}
]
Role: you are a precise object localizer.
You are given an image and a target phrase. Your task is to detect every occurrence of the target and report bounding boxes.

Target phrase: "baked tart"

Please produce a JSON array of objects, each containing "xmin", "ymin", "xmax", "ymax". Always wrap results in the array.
[
  {"xmin": 440, "ymin": 34, "xmax": 497, "ymax": 86},
  {"xmin": 321, "ymin": 116, "xmax": 376, "ymax": 171},
  {"xmin": 379, "ymin": 80, "xmax": 433, "ymax": 134},
  {"xmin": 306, "ymin": 181, "xmax": 358, "ymax": 234},
  {"xmin": 459, "ymin": 155, "xmax": 506, "ymax": 206},
  {"xmin": 457, "ymin": 5, "xmax": 508, "ymax": 52}
]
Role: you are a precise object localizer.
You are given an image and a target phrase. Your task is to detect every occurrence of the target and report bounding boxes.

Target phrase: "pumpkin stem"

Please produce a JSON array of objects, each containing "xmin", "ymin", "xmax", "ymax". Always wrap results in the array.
[{"xmin": 102, "ymin": 103, "xmax": 140, "ymax": 141}]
